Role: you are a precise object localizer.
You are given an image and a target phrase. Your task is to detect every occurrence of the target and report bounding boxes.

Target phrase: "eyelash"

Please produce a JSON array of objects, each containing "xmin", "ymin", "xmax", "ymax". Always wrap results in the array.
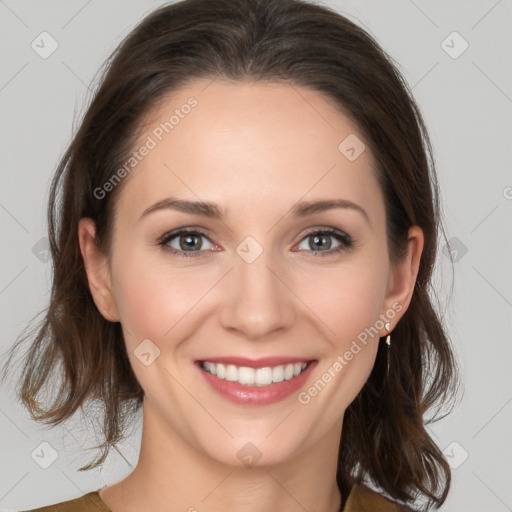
[{"xmin": 158, "ymin": 227, "xmax": 353, "ymax": 259}]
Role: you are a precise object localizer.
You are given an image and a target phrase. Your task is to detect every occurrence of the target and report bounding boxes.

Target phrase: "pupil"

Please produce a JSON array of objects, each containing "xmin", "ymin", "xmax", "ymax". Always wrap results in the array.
[
  {"xmin": 311, "ymin": 234, "xmax": 330, "ymax": 251},
  {"xmin": 181, "ymin": 234, "xmax": 201, "ymax": 251}
]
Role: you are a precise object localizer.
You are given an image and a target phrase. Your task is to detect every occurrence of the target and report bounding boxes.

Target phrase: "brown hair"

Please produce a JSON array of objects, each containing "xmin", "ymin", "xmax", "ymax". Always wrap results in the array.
[{"xmin": 1, "ymin": 0, "xmax": 459, "ymax": 509}]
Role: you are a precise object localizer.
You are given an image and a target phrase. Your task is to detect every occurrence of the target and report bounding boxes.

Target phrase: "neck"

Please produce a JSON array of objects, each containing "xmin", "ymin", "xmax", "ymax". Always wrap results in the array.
[{"xmin": 101, "ymin": 399, "xmax": 343, "ymax": 512}]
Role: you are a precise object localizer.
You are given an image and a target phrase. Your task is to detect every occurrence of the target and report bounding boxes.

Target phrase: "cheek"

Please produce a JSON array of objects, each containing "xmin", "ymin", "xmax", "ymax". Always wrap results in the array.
[
  {"xmin": 110, "ymin": 250, "xmax": 209, "ymax": 345},
  {"xmin": 293, "ymin": 258, "xmax": 388, "ymax": 347},
  {"xmin": 292, "ymin": 258, "xmax": 386, "ymax": 408}
]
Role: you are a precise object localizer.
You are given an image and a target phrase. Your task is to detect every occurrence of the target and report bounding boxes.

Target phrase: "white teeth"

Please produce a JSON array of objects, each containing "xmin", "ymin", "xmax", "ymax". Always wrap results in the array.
[
  {"xmin": 238, "ymin": 366, "xmax": 255, "ymax": 385},
  {"xmin": 255, "ymin": 367, "xmax": 273, "ymax": 387},
  {"xmin": 272, "ymin": 365, "xmax": 284, "ymax": 383},
  {"xmin": 201, "ymin": 361, "xmax": 309, "ymax": 387},
  {"xmin": 216, "ymin": 363, "xmax": 226, "ymax": 379},
  {"xmin": 225, "ymin": 364, "xmax": 238, "ymax": 382}
]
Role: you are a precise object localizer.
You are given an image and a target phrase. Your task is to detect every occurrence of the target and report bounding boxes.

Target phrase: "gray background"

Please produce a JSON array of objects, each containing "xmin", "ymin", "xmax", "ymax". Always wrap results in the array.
[{"xmin": 1, "ymin": 0, "xmax": 511, "ymax": 510}]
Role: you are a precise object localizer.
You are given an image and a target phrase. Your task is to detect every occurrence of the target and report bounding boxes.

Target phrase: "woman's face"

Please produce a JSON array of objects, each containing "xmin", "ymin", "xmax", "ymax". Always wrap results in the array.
[{"xmin": 81, "ymin": 79, "xmax": 421, "ymax": 467}]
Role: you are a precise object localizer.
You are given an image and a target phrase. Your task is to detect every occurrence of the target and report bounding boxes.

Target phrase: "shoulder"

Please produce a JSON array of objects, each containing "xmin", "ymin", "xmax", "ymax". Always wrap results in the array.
[
  {"xmin": 20, "ymin": 491, "xmax": 112, "ymax": 512},
  {"xmin": 344, "ymin": 484, "xmax": 412, "ymax": 512}
]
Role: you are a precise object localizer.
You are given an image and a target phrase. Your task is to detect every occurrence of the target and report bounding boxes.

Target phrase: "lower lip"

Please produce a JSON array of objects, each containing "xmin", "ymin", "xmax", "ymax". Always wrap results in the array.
[{"xmin": 197, "ymin": 361, "xmax": 317, "ymax": 406}]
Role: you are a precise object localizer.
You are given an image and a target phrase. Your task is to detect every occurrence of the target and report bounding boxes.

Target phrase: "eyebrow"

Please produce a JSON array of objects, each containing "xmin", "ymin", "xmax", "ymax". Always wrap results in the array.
[{"xmin": 139, "ymin": 196, "xmax": 370, "ymax": 225}]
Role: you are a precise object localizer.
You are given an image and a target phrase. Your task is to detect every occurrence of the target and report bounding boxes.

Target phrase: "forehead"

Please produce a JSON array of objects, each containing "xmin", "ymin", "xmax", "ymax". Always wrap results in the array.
[{"xmin": 116, "ymin": 79, "xmax": 384, "ymax": 224}]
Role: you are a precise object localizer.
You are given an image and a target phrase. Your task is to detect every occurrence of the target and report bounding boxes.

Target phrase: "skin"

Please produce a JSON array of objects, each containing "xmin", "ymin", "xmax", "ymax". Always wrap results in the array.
[{"xmin": 79, "ymin": 79, "xmax": 423, "ymax": 512}]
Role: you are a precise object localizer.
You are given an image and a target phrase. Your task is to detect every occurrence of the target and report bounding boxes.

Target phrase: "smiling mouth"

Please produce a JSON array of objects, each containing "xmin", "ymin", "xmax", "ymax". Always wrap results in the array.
[{"xmin": 200, "ymin": 361, "xmax": 310, "ymax": 387}]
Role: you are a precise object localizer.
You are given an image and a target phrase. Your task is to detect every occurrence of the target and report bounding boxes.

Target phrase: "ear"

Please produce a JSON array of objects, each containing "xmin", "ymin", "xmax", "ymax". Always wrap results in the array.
[
  {"xmin": 380, "ymin": 225, "xmax": 424, "ymax": 334},
  {"xmin": 78, "ymin": 218, "xmax": 120, "ymax": 322}
]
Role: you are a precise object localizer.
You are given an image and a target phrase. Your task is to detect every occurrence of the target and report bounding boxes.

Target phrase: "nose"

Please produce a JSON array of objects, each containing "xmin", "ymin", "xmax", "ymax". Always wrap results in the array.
[{"xmin": 219, "ymin": 244, "xmax": 296, "ymax": 341}]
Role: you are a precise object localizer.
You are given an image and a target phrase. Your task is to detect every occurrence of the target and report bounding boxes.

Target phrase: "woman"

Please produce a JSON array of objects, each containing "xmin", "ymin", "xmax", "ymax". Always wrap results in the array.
[{"xmin": 2, "ymin": 0, "xmax": 459, "ymax": 510}]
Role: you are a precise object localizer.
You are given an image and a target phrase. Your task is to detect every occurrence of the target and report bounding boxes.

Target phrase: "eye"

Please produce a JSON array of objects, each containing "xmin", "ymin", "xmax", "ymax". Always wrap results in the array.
[
  {"xmin": 158, "ymin": 226, "xmax": 353, "ymax": 259},
  {"xmin": 159, "ymin": 228, "xmax": 215, "ymax": 258},
  {"xmin": 295, "ymin": 228, "xmax": 353, "ymax": 257}
]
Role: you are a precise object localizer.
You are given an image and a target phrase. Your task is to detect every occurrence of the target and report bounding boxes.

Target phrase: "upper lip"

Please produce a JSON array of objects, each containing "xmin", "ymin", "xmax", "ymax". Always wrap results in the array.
[{"xmin": 197, "ymin": 356, "xmax": 315, "ymax": 369}]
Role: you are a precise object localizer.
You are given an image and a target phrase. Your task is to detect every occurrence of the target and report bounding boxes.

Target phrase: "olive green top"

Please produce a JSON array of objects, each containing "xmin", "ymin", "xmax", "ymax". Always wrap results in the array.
[{"xmin": 22, "ymin": 485, "xmax": 408, "ymax": 511}]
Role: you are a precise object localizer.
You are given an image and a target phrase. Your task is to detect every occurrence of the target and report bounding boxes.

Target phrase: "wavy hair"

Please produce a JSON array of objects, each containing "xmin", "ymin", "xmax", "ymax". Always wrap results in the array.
[{"xmin": 1, "ymin": 0, "xmax": 459, "ymax": 509}]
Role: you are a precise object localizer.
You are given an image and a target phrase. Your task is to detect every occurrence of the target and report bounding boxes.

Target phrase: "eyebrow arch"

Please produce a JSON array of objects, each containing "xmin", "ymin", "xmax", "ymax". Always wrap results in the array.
[
  {"xmin": 291, "ymin": 199, "xmax": 370, "ymax": 225},
  {"xmin": 139, "ymin": 196, "xmax": 370, "ymax": 225}
]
